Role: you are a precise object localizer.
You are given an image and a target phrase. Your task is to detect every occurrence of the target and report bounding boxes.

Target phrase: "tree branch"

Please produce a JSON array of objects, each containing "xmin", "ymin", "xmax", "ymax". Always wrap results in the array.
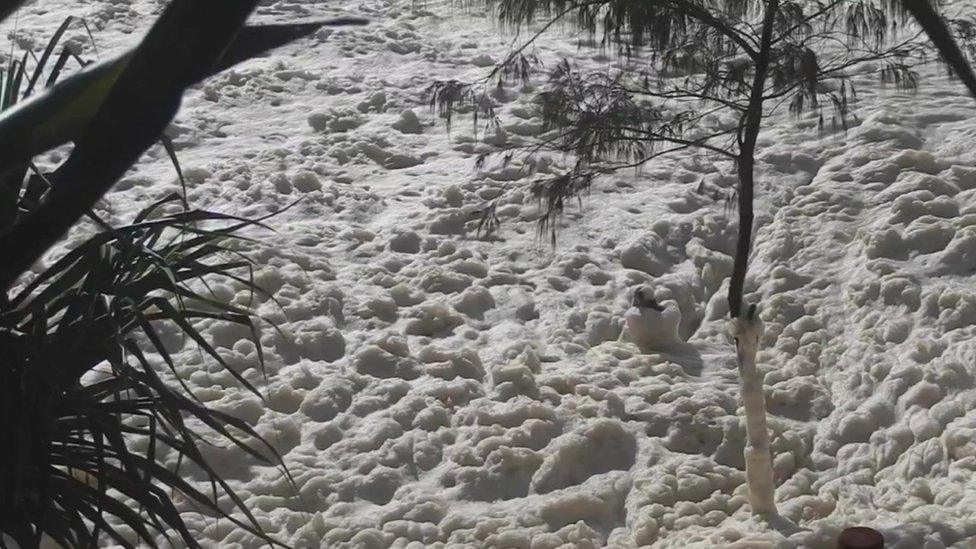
[
  {"xmin": 770, "ymin": 0, "xmax": 845, "ymax": 46},
  {"xmin": 667, "ymin": 0, "xmax": 760, "ymax": 58},
  {"xmin": 900, "ymin": 0, "xmax": 976, "ymax": 98}
]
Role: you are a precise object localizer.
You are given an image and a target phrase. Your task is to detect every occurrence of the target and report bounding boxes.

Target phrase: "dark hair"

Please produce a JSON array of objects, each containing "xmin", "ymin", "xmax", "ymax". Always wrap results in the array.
[{"xmin": 632, "ymin": 287, "xmax": 664, "ymax": 311}]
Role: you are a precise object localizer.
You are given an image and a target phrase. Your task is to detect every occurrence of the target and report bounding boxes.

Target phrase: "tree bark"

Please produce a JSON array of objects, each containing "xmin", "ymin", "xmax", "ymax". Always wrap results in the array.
[
  {"xmin": 728, "ymin": 0, "xmax": 779, "ymax": 517},
  {"xmin": 731, "ymin": 311, "xmax": 777, "ymax": 515},
  {"xmin": 728, "ymin": 0, "xmax": 779, "ymax": 319},
  {"xmin": 900, "ymin": 0, "xmax": 976, "ymax": 100}
]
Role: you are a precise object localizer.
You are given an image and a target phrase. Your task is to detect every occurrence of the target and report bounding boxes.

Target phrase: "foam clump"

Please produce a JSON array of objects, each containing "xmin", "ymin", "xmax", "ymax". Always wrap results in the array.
[
  {"xmin": 354, "ymin": 345, "xmax": 419, "ymax": 379},
  {"xmin": 452, "ymin": 286, "xmax": 495, "ymax": 318},
  {"xmin": 404, "ymin": 302, "xmax": 464, "ymax": 336},
  {"xmin": 617, "ymin": 234, "xmax": 671, "ymax": 276},
  {"xmin": 287, "ymin": 319, "xmax": 346, "ymax": 362},
  {"xmin": 418, "ymin": 345, "xmax": 485, "ymax": 380},
  {"xmin": 531, "ymin": 419, "xmax": 636, "ymax": 494},
  {"xmin": 392, "ymin": 109, "xmax": 423, "ymax": 134},
  {"xmin": 389, "ymin": 230, "xmax": 422, "ymax": 253},
  {"xmin": 307, "ymin": 108, "xmax": 365, "ymax": 132},
  {"xmin": 622, "ymin": 290, "xmax": 683, "ymax": 352}
]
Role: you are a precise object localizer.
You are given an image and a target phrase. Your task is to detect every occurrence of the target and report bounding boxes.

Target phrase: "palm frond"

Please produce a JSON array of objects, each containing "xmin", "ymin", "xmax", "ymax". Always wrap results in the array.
[{"xmin": 1, "ymin": 197, "xmax": 290, "ymax": 548}]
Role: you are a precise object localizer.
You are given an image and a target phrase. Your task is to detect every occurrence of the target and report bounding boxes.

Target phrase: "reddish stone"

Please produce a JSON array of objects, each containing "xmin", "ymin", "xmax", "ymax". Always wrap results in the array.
[{"xmin": 838, "ymin": 527, "xmax": 884, "ymax": 549}]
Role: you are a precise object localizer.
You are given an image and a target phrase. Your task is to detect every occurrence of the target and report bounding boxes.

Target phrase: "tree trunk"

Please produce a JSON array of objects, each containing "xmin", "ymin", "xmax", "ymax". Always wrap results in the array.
[
  {"xmin": 728, "ymin": 0, "xmax": 778, "ymax": 319},
  {"xmin": 729, "ymin": 155, "xmax": 755, "ymax": 318},
  {"xmin": 730, "ymin": 310, "xmax": 776, "ymax": 514},
  {"xmin": 728, "ymin": 0, "xmax": 779, "ymax": 516},
  {"xmin": 900, "ymin": 0, "xmax": 976, "ymax": 100}
]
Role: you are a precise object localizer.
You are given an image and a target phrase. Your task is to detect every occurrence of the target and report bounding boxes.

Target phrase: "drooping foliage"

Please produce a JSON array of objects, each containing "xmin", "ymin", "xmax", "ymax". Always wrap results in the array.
[
  {"xmin": 0, "ymin": 16, "xmax": 95, "ymax": 235},
  {"xmin": 438, "ymin": 0, "xmax": 939, "ymax": 224},
  {"xmin": 432, "ymin": 0, "xmax": 971, "ymax": 315}
]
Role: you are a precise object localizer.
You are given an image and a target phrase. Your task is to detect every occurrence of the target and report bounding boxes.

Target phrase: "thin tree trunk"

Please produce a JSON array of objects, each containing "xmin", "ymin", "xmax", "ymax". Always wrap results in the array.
[
  {"xmin": 729, "ymin": 0, "xmax": 779, "ymax": 319},
  {"xmin": 730, "ymin": 155, "xmax": 756, "ymax": 318},
  {"xmin": 731, "ymin": 310, "xmax": 777, "ymax": 514},
  {"xmin": 729, "ymin": 0, "xmax": 779, "ymax": 516}
]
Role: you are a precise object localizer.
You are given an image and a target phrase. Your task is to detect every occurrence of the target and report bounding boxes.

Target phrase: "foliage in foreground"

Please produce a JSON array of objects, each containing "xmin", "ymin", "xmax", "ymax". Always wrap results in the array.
[
  {"xmin": 0, "ymin": 1, "xmax": 366, "ymax": 547},
  {"xmin": 1, "ymin": 196, "xmax": 285, "ymax": 548}
]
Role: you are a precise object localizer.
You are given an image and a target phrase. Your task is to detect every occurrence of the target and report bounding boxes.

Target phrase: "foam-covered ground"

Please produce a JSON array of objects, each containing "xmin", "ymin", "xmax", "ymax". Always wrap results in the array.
[{"xmin": 9, "ymin": 0, "xmax": 976, "ymax": 547}]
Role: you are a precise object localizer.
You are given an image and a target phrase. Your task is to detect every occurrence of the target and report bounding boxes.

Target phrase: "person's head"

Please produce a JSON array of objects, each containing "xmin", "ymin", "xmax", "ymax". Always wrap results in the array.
[{"xmin": 631, "ymin": 285, "xmax": 663, "ymax": 311}]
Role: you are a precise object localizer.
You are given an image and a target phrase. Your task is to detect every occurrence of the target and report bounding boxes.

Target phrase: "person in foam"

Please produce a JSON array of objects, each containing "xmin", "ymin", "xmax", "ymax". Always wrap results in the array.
[{"xmin": 624, "ymin": 284, "xmax": 683, "ymax": 352}]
